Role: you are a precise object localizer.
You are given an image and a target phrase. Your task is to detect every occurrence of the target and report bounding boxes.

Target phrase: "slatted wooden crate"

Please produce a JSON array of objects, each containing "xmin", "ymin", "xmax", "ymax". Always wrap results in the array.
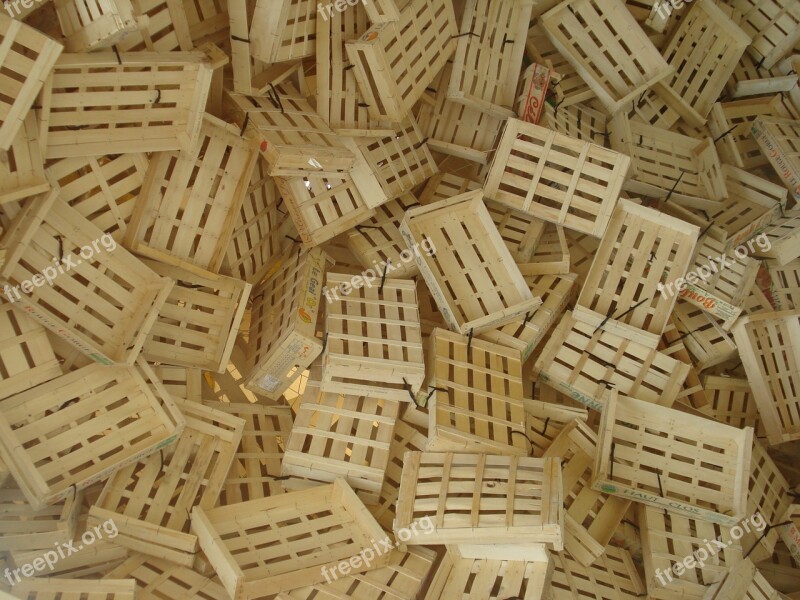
[
  {"xmin": 608, "ymin": 113, "xmax": 727, "ymax": 203},
  {"xmin": 541, "ymin": 101, "xmax": 609, "ymax": 147},
  {"xmin": 703, "ymin": 559, "xmax": 784, "ymax": 600},
  {"xmin": 321, "ymin": 272, "xmax": 424, "ymax": 401},
  {"xmin": 593, "ymin": 391, "xmax": 753, "ymax": 525},
  {"xmin": 9, "ymin": 578, "xmax": 137, "ymax": 599},
  {"xmin": 765, "ymin": 260, "xmax": 800, "ymax": 311},
  {"xmin": 53, "ymin": 0, "xmax": 137, "ymax": 51},
  {"xmin": 543, "ymin": 419, "xmax": 630, "ymax": 567},
  {"xmin": 345, "ymin": 0, "xmax": 458, "ymax": 123},
  {"xmin": 0, "ymin": 191, "xmax": 173, "ymax": 366},
  {"xmin": 778, "ymin": 505, "xmax": 800, "ymax": 563},
  {"xmin": 0, "ymin": 481, "xmax": 80, "ymax": 551},
  {"xmin": 281, "ymin": 382, "xmax": 398, "ymax": 503},
  {"xmin": 732, "ymin": 310, "xmax": 800, "ymax": 445},
  {"xmin": 752, "ymin": 117, "xmax": 800, "ymax": 203},
  {"xmin": 446, "ymin": 0, "xmax": 532, "ymax": 116},
  {"xmin": 141, "ymin": 260, "xmax": 250, "ymax": 372},
  {"xmin": 672, "ymin": 303, "xmax": 739, "ymax": 370},
  {"xmin": 653, "ymin": 0, "xmax": 750, "ymax": 127},
  {"xmin": 658, "ymin": 322, "xmax": 710, "ymax": 410},
  {"xmin": 524, "ymin": 395, "xmax": 589, "ymax": 457},
  {"xmin": 0, "ymin": 360, "xmax": 185, "ymax": 510},
  {"xmin": 484, "ymin": 118, "xmax": 629, "ymax": 238},
  {"xmin": 154, "ymin": 364, "xmax": 203, "ymax": 402},
  {"xmin": 747, "ymin": 210, "xmax": 800, "ymax": 266},
  {"xmin": 548, "ymin": 546, "xmax": 646, "ymax": 599},
  {"xmin": 400, "ymin": 190, "xmax": 541, "ymax": 334},
  {"xmin": 695, "ymin": 376, "xmax": 762, "ymax": 433},
  {"xmin": 243, "ymin": 246, "xmax": 326, "ymax": 399},
  {"xmin": 0, "ymin": 112, "xmax": 49, "ymax": 206},
  {"xmin": 110, "ymin": 0, "xmax": 192, "ymax": 51},
  {"xmin": 40, "ymin": 50, "xmax": 214, "ymax": 158},
  {"xmin": 202, "ymin": 343, "xmax": 276, "ymax": 405},
  {"xmin": 249, "ymin": 0, "xmax": 316, "ymax": 64},
  {"xmin": 540, "ymin": 0, "xmax": 672, "ymax": 115},
  {"xmin": 395, "ymin": 452, "xmax": 564, "ymax": 549},
  {"xmin": 105, "ymin": 554, "xmax": 229, "ymax": 600},
  {"xmin": 533, "ymin": 307, "xmax": 690, "ymax": 411},
  {"xmin": 192, "ymin": 479, "xmax": 391, "ymax": 599},
  {"xmin": 0, "ymin": 15, "xmax": 63, "ymax": 153},
  {"xmin": 524, "ymin": 224, "xmax": 570, "ymax": 275},
  {"xmin": 423, "ymin": 549, "xmax": 552, "ymax": 600},
  {"xmin": 416, "ymin": 170, "xmax": 481, "ymax": 206},
  {"xmin": 726, "ymin": 53, "xmax": 799, "ymax": 100},
  {"xmin": 229, "ymin": 87, "xmax": 356, "ymax": 178},
  {"xmin": 359, "ymin": 0, "xmax": 404, "ymax": 24},
  {"xmin": 424, "ymin": 327, "xmax": 528, "ymax": 455},
  {"xmin": 125, "ymin": 114, "xmax": 258, "ymax": 273},
  {"xmin": 732, "ymin": 0, "xmax": 800, "ymax": 71},
  {"xmin": 638, "ymin": 504, "xmax": 744, "ymax": 599}
]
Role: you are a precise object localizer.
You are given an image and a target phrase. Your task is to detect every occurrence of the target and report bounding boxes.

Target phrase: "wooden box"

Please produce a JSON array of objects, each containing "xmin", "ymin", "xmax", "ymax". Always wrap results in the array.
[
  {"xmin": 703, "ymin": 559, "xmax": 784, "ymax": 600},
  {"xmin": 549, "ymin": 546, "xmax": 646, "ymax": 599},
  {"xmin": 416, "ymin": 170, "xmax": 481, "ymax": 206},
  {"xmin": 141, "ymin": 260, "xmax": 251, "ymax": 372},
  {"xmin": 726, "ymin": 52, "xmax": 800, "ymax": 100},
  {"xmin": 0, "ymin": 15, "xmax": 63, "ymax": 153},
  {"xmin": 244, "ymin": 246, "xmax": 326, "ymax": 399},
  {"xmin": 752, "ymin": 117, "xmax": 800, "ymax": 202},
  {"xmin": 543, "ymin": 419, "xmax": 631, "ymax": 567},
  {"xmin": 749, "ymin": 210, "xmax": 800, "ymax": 266},
  {"xmin": 672, "ymin": 303, "xmax": 739, "ymax": 370},
  {"xmin": 695, "ymin": 376, "xmax": 761, "ymax": 432},
  {"xmin": 733, "ymin": 0, "xmax": 800, "ymax": 70},
  {"xmin": 250, "ymin": 0, "xmax": 316, "ymax": 64},
  {"xmin": 593, "ymin": 391, "xmax": 753, "ymax": 525},
  {"xmin": 111, "ymin": 0, "xmax": 193, "ymax": 51},
  {"xmin": 321, "ymin": 272, "xmax": 424, "ymax": 401},
  {"xmin": 345, "ymin": 0, "xmax": 457, "ymax": 123},
  {"xmin": 732, "ymin": 310, "xmax": 800, "ymax": 445},
  {"xmin": 0, "ymin": 360, "xmax": 185, "ymax": 510},
  {"xmin": 105, "ymin": 555, "xmax": 229, "ymax": 599},
  {"xmin": 0, "ymin": 481, "xmax": 80, "ymax": 551},
  {"xmin": 540, "ymin": 0, "xmax": 672, "ymax": 115},
  {"xmin": 425, "ymin": 327, "xmax": 528, "ymax": 455},
  {"xmin": 9, "ymin": 534, "xmax": 128, "ymax": 580},
  {"xmin": 765, "ymin": 259, "xmax": 800, "ymax": 311},
  {"xmin": 525, "ymin": 395, "xmax": 589, "ymax": 458},
  {"xmin": 53, "ymin": 0, "xmax": 138, "ymax": 51},
  {"xmin": 395, "ymin": 452, "xmax": 564, "ymax": 549},
  {"xmin": 484, "ymin": 118, "xmax": 629, "ymax": 238},
  {"xmin": 0, "ymin": 191, "xmax": 173, "ymax": 366},
  {"xmin": 192, "ymin": 479, "xmax": 390, "ymax": 599},
  {"xmin": 9, "ymin": 579, "xmax": 136, "ymax": 599},
  {"xmin": 0, "ymin": 112, "xmax": 49, "ymax": 206},
  {"xmin": 486, "ymin": 198, "xmax": 544, "ymax": 263},
  {"xmin": 525, "ymin": 224, "xmax": 570, "ymax": 275},
  {"xmin": 40, "ymin": 50, "xmax": 214, "ymax": 158},
  {"xmin": 541, "ymin": 101, "xmax": 608, "ymax": 147},
  {"xmin": 400, "ymin": 190, "xmax": 541, "ymax": 335},
  {"xmin": 154, "ymin": 364, "xmax": 203, "ymax": 402}
]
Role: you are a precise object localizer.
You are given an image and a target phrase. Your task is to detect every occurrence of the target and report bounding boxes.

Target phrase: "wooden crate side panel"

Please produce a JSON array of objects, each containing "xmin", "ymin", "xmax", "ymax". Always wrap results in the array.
[
  {"xmin": 548, "ymin": 544, "xmax": 645, "ymax": 599},
  {"xmin": 733, "ymin": 0, "xmax": 800, "ymax": 70},
  {"xmin": 752, "ymin": 117, "xmax": 800, "ymax": 203},
  {"xmin": 11, "ymin": 579, "xmax": 137, "ymax": 598},
  {"xmin": 0, "ymin": 484, "xmax": 80, "ymax": 551},
  {"xmin": 251, "ymin": 0, "xmax": 316, "ymax": 64},
  {"xmin": 53, "ymin": 0, "xmax": 138, "ymax": 51},
  {"xmin": 104, "ymin": 555, "xmax": 230, "ymax": 600},
  {"xmin": 0, "ymin": 111, "xmax": 49, "ymax": 205}
]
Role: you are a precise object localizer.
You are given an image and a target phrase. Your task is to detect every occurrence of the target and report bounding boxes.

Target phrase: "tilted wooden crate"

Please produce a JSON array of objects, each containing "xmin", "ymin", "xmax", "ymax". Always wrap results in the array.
[
  {"xmin": 0, "ymin": 15, "xmax": 63, "ymax": 152},
  {"xmin": 543, "ymin": 419, "xmax": 630, "ymax": 567},
  {"xmin": 703, "ymin": 559, "xmax": 784, "ymax": 600},
  {"xmin": 484, "ymin": 118, "xmax": 629, "ymax": 238},
  {"xmin": 0, "ymin": 112, "xmax": 49, "ymax": 205},
  {"xmin": 192, "ymin": 479, "xmax": 390, "ymax": 599},
  {"xmin": 154, "ymin": 364, "xmax": 203, "ymax": 402},
  {"xmin": 425, "ymin": 327, "xmax": 528, "ymax": 455},
  {"xmin": 653, "ymin": 0, "xmax": 751, "ymax": 127},
  {"xmin": 540, "ymin": 101, "xmax": 609, "ymax": 147},
  {"xmin": 40, "ymin": 50, "xmax": 214, "ymax": 158},
  {"xmin": 672, "ymin": 303, "xmax": 739, "ymax": 370},
  {"xmin": 400, "ymin": 190, "xmax": 541, "ymax": 334},
  {"xmin": 765, "ymin": 259, "xmax": 800, "ymax": 311},
  {"xmin": 524, "ymin": 395, "xmax": 589, "ymax": 458},
  {"xmin": 0, "ymin": 360, "xmax": 185, "ymax": 510},
  {"xmin": 416, "ymin": 170, "xmax": 481, "ymax": 206},
  {"xmin": 732, "ymin": 0, "xmax": 800, "ymax": 71},
  {"xmin": 0, "ymin": 191, "xmax": 173, "ymax": 366},
  {"xmin": 345, "ymin": 0, "xmax": 457, "ymax": 123},
  {"xmin": 243, "ymin": 246, "xmax": 326, "ymax": 399},
  {"xmin": 660, "ymin": 322, "xmax": 710, "ymax": 410},
  {"xmin": 548, "ymin": 545, "xmax": 646, "ymax": 599},
  {"xmin": 540, "ymin": 0, "xmax": 672, "ymax": 115},
  {"xmin": 748, "ymin": 210, "xmax": 800, "ymax": 266},
  {"xmin": 695, "ymin": 375, "xmax": 762, "ymax": 433},
  {"xmin": 53, "ymin": 0, "xmax": 138, "ymax": 51},
  {"xmin": 249, "ymin": 0, "xmax": 316, "ymax": 64},
  {"xmin": 0, "ymin": 481, "xmax": 80, "ymax": 551},
  {"xmin": 752, "ymin": 117, "xmax": 800, "ymax": 203},
  {"xmin": 726, "ymin": 52, "xmax": 799, "ymax": 100},
  {"xmin": 88, "ymin": 401, "xmax": 244, "ymax": 566},
  {"xmin": 105, "ymin": 554, "xmax": 229, "ymax": 599},
  {"xmin": 395, "ymin": 452, "xmax": 564, "ymax": 549},
  {"xmin": 111, "ymin": 0, "xmax": 193, "ymax": 51},
  {"xmin": 321, "ymin": 272, "xmax": 424, "ymax": 401},
  {"xmin": 9, "ymin": 579, "xmax": 136, "ymax": 599},
  {"xmin": 732, "ymin": 310, "xmax": 800, "ymax": 445},
  {"xmin": 593, "ymin": 391, "xmax": 753, "ymax": 525}
]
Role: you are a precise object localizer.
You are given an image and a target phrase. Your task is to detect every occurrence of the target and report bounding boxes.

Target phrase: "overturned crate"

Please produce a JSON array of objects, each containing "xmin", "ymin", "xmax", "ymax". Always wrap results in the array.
[{"xmin": 0, "ymin": 480, "xmax": 81, "ymax": 551}]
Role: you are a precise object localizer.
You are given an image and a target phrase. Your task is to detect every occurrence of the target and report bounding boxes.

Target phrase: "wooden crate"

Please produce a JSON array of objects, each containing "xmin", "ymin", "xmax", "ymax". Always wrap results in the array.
[
  {"xmin": 9, "ymin": 533, "xmax": 129, "ymax": 580},
  {"xmin": 191, "ymin": 479, "xmax": 390, "ymax": 599},
  {"xmin": 543, "ymin": 419, "xmax": 630, "ymax": 567},
  {"xmin": 111, "ymin": 0, "xmax": 192, "ymax": 51},
  {"xmin": 0, "ymin": 191, "xmax": 173, "ymax": 366},
  {"xmin": 243, "ymin": 246, "xmax": 326, "ymax": 399},
  {"xmin": 125, "ymin": 114, "xmax": 258, "ymax": 273},
  {"xmin": 484, "ymin": 118, "xmax": 629, "ymax": 238},
  {"xmin": 533, "ymin": 307, "xmax": 690, "ymax": 411},
  {"xmin": 672, "ymin": 303, "xmax": 739, "ymax": 370},
  {"xmin": 281, "ymin": 382, "xmax": 398, "ymax": 503},
  {"xmin": 0, "ymin": 360, "xmax": 185, "ymax": 510},
  {"xmin": 593, "ymin": 391, "xmax": 753, "ymax": 525},
  {"xmin": 395, "ymin": 452, "xmax": 564, "ymax": 549},
  {"xmin": 141, "ymin": 260, "xmax": 250, "ymax": 372},
  {"xmin": 748, "ymin": 210, "xmax": 800, "ymax": 266},
  {"xmin": 653, "ymin": 0, "xmax": 751, "ymax": 127},
  {"xmin": 726, "ymin": 53, "xmax": 799, "ymax": 100},
  {"xmin": 703, "ymin": 559, "xmax": 784, "ymax": 600},
  {"xmin": 778, "ymin": 505, "xmax": 800, "ymax": 563},
  {"xmin": 732, "ymin": 310, "xmax": 800, "ymax": 445},
  {"xmin": 752, "ymin": 117, "xmax": 800, "ymax": 203},
  {"xmin": 360, "ymin": 0, "xmax": 404, "ymax": 23},
  {"xmin": 524, "ymin": 224, "xmax": 570, "ymax": 275},
  {"xmin": 250, "ymin": 0, "xmax": 316, "ymax": 64},
  {"xmin": 0, "ymin": 481, "xmax": 80, "ymax": 551},
  {"xmin": 541, "ymin": 101, "xmax": 609, "ymax": 147},
  {"xmin": 46, "ymin": 153, "xmax": 149, "ymax": 242},
  {"xmin": 88, "ymin": 401, "xmax": 243, "ymax": 566},
  {"xmin": 40, "ymin": 50, "xmax": 214, "ymax": 158},
  {"xmin": 524, "ymin": 395, "xmax": 589, "ymax": 458},
  {"xmin": 540, "ymin": 0, "xmax": 672, "ymax": 115},
  {"xmin": 0, "ymin": 15, "xmax": 63, "ymax": 153},
  {"xmin": 105, "ymin": 554, "xmax": 229, "ymax": 599},
  {"xmin": 53, "ymin": 0, "xmax": 137, "ymax": 51},
  {"xmin": 400, "ymin": 190, "xmax": 541, "ymax": 334},
  {"xmin": 416, "ymin": 170, "xmax": 482, "ymax": 206},
  {"xmin": 229, "ymin": 86, "xmax": 356, "ymax": 177},
  {"xmin": 9, "ymin": 579, "xmax": 136, "ymax": 598},
  {"xmin": 548, "ymin": 546, "xmax": 646, "ymax": 600},
  {"xmin": 733, "ymin": 0, "xmax": 800, "ymax": 71},
  {"xmin": 154, "ymin": 364, "xmax": 203, "ymax": 402},
  {"xmin": 278, "ymin": 547, "xmax": 436, "ymax": 600},
  {"xmin": 565, "ymin": 229, "xmax": 601, "ymax": 287},
  {"xmin": 745, "ymin": 441, "xmax": 793, "ymax": 562},
  {"xmin": 695, "ymin": 376, "xmax": 762, "ymax": 433},
  {"xmin": 765, "ymin": 260, "xmax": 800, "ymax": 311},
  {"xmin": 424, "ymin": 327, "xmax": 528, "ymax": 455},
  {"xmin": 0, "ymin": 112, "xmax": 49, "ymax": 206},
  {"xmin": 638, "ymin": 504, "xmax": 744, "ymax": 599},
  {"xmin": 345, "ymin": 0, "xmax": 457, "ymax": 123},
  {"xmin": 608, "ymin": 113, "xmax": 727, "ymax": 203},
  {"xmin": 321, "ymin": 272, "xmax": 424, "ymax": 402},
  {"xmin": 447, "ymin": 0, "xmax": 533, "ymax": 116},
  {"xmin": 423, "ymin": 549, "xmax": 552, "ymax": 600}
]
